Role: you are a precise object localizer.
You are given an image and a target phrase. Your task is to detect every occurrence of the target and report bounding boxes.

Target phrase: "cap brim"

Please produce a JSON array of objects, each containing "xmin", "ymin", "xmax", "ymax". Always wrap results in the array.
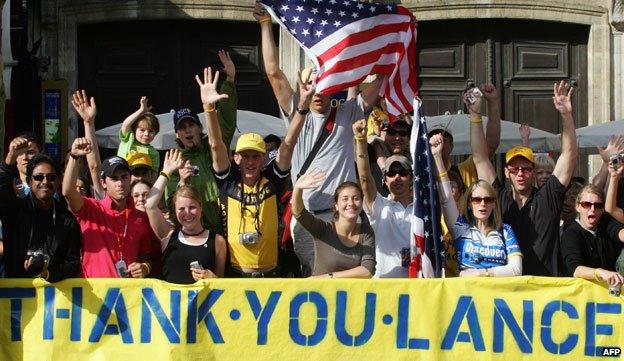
[{"xmin": 235, "ymin": 146, "xmax": 266, "ymax": 154}]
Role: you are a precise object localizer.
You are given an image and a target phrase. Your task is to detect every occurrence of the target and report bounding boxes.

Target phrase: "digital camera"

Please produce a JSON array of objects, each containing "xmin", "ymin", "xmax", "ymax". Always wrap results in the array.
[
  {"xmin": 239, "ymin": 232, "xmax": 259, "ymax": 245},
  {"xmin": 467, "ymin": 87, "xmax": 483, "ymax": 105},
  {"xmin": 26, "ymin": 250, "xmax": 49, "ymax": 276},
  {"xmin": 609, "ymin": 285, "xmax": 621, "ymax": 297},
  {"xmin": 610, "ymin": 153, "xmax": 621, "ymax": 171},
  {"xmin": 191, "ymin": 165, "xmax": 200, "ymax": 176}
]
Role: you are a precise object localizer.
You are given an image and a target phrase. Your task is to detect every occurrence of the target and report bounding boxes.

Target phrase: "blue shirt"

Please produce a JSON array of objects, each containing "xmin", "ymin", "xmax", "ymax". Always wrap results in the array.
[{"xmin": 452, "ymin": 217, "xmax": 522, "ymax": 271}]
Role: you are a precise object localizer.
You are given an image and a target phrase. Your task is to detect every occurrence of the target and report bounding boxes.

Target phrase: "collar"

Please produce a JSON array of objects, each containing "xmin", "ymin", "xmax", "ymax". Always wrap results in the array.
[
  {"xmin": 101, "ymin": 194, "xmax": 134, "ymax": 213},
  {"xmin": 575, "ymin": 218, "xmax": 597, "ymax": 236}
]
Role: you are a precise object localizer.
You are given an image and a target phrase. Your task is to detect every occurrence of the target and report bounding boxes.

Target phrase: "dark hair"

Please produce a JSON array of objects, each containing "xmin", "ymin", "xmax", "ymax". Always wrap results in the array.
[
  {"xmin": 131, "ymin": 112, "xmax": 160, "ymax": 134},
  {"xmin": 263, "ymin": 134, "xmax": 282, "ymax": 147},
  {"xmin": 26, "ymin": 154, "xmax": 60, "ymax": 183},
  {"xmin": 15, "ymin": 131, "xmax": 42, "ymax": 151},
  {"xmin": 131, "ymin": 179, "xmax": 153, "ymax": 191},
  {"xmin": 332, "ymin": 181, "xmax": 363, "ymax": 219}
]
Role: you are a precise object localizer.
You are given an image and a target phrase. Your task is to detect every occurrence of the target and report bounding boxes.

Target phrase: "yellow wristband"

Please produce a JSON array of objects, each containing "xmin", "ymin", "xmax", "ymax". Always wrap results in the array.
[
  {"xmin": 259, "ymin": 18, "xmax": 271, "ymax": 24},
  {"xmin": 354, "ymin": 135, "xmax": 366, "ymax": 141},
  {"xmin": 470, "ymin": 117, "xmax": 483, "ymax": 124},
  {"xmin": 594, "ymin": 268, "xmax": 600, "ymax": 281},
  {"xmin": 437, "ymin": 171, "xmax": 448, "ymax": 179},
  {"xmin": 203, "ymin": 103, "xmax": 216, "ymax": 113},
  {"xmin": 159, "ymin": 171, "xmax": 170, "ymax": 180}
]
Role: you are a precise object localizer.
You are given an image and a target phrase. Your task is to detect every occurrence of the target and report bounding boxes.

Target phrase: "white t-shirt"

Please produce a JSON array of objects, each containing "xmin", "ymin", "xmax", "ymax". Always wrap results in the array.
[{"xmin": 365, "ymin": 192, "xmax": 413, "ymax": 278}]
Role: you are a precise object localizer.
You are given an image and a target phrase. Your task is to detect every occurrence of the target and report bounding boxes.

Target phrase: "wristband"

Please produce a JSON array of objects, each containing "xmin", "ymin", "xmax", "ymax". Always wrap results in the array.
[
  {"xmin": 69, "ymin": 153, "xmax": 80, "ymax": 160},
  {"xmin": 470, "ymin": 117, "xmax": 483, "ymax": 124},
  {"xmin": 437, "ymin": 171, "xmax": 448, "ymax": 179},
  {"xmin": 354, "ymin": 135, "xmax": 366, "ymax": 141},
  {"xmin": 203, "ymin": 103, "xmax": 216, "ymax": 113},
  {"xmin": 259, "ymin": 18, "xmax": 271, "ymax": 24},
  {"xmin": 594, "ymin": 268, "xmax": 600, "ymax": 281},
  {"xmin": 296, "ymin": 107, "xmax": 310, "ymax": 115},
  {"xmin": 159, "ymin": 171, "xmax": 170, "ymax": 180}
]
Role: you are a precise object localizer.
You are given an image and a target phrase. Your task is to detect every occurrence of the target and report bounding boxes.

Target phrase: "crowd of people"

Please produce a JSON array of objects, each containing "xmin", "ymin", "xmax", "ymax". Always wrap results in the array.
[{"xmin": 0, "ymin": 4, "xmax": 622, "ymax": 293}]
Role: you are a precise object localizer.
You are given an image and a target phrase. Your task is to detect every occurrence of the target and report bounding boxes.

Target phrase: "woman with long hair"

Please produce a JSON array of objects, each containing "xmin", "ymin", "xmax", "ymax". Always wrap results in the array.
[
  {"xmin": 291, "ymin": 170, "xmax": 375, "ymax": 278},
  {"xmin": 431, "ymin": 134, "xmax": 523, "ymax": 277},
  {"xmin": 145, "ymin": 149, "xmax": 225, "ymax": 283}
]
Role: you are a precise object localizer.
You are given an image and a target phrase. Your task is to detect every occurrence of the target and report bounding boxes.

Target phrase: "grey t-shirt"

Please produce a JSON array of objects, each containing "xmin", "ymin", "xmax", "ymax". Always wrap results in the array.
[
  {"xmin": 295, "ymin": 209, "xmax": 376, "ymax": 276},
  {"xmin": 283, "ymin": 95, "xmax": 366, "ymax": 211}
]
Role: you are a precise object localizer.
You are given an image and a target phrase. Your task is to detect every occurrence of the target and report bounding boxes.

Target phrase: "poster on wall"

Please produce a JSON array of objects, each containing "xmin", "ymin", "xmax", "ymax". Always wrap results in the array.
[{"xmin": 42, "ymin": 81, "xmax": 67, "ymax": 163}]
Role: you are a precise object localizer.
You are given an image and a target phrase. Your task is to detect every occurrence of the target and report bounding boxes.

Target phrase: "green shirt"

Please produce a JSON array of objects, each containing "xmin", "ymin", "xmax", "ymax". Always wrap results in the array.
[
  {"xmin": 117, "ymin": 130, "xmax": 161, "ymax": 172},
  {"xmin": 164, "ymin": 80, "xmax": 238, "ymax": 234}
]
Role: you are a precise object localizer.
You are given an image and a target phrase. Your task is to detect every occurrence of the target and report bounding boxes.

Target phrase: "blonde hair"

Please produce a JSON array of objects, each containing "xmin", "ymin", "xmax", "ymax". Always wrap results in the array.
[
  {"xmin": 172, "ymin": 186, "xmax": 203, "ymax": 210},
  {"xmin": 460, "ymin": 180, "xmax": 502, "ymax": 230},
  {"xmin": 534, "ymin": 154, "xmax": 555, "ymax": 171},
  {"xmin": 575, "ymin": 184, "xmax": 604, "ymax": 205}
]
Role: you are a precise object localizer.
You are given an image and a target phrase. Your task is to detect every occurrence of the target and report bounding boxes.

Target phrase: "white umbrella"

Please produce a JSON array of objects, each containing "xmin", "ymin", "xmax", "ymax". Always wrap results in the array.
[
  {"xmin": 575, "ymin": 119, "xmax": 624, "ymax": 148},
  {"xmin": 95, "ymin": 109, "xmax": 287, "ymax": 150},
  {"xmin": 425, "ymin": 114, "xmax": 561, "ymax": 155}
]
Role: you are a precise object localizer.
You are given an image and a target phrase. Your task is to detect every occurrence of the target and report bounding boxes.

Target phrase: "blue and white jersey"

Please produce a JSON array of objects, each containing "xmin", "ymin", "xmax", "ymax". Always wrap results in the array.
[{"xmin": 452, "ymin": 217, "xmax": 522, "ymax": 271}]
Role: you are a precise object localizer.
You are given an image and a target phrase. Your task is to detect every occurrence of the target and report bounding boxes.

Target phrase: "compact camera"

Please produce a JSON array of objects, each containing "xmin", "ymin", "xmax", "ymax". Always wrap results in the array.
[
  {"xmin": 190, "ymin": 261, "xmax": 204, "ymax": 270},
  {"xmin": 609, "ymin": 153, "xmax": 621, "ymax": 171},
  {"xmin": 26, "ymin": 250, "xmax": 49, "ymax": 277},
  {"xmin": 467, "ymin": 87, "xmax": 483, "ymax": 105},
  {"xmin": 239, "ymin": 232, "xmax": 259, "ymax": 245},
  {"xmin": 609, "ymin": 285, "xmax": 621, "ymax": 297},
  {"xmin": 191, "ymin": 165, "xmax": 200, "ymax": 176},
  {"xmin": 115, "ymin": 260, "xmax": 128, "ymax": 277}
]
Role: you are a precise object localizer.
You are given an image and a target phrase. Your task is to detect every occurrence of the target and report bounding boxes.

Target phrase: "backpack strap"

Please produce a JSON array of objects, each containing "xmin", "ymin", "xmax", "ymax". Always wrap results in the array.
[{"xmin": 296, "ymin": 107, "xmax": 337, "ymax": 180}]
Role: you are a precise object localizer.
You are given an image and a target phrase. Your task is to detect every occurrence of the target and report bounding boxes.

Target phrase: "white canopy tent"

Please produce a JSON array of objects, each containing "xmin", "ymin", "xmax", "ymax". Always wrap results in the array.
[
  {"xmin": 425, "ymin": 114, "xmax": 561, "ymax": 155},
  {"xmin": 575, "ymin": 119, "xmax": 624, "ymax": 149},
  {"xmin": 95, "ymin": 110, "xmax": 287, "ymax": 150}
]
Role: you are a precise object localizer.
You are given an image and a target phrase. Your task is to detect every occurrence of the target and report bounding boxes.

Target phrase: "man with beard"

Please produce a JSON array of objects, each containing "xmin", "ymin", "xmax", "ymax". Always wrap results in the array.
[
  {"xmin": 0, "ymin": 138, "xmax": 81, "ymax": 281},
  {"xmin": 63, "ymin": 138, "xmax": 152, "ymax": 278},
  {"xmin": 470, "ymin": 81, "xmax": 578, "ymax": 276}
]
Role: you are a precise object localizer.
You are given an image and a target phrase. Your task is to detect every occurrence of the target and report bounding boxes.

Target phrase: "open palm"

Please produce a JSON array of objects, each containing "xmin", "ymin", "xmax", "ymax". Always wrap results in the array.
[{"xmin": 195, "ymin": 67, "xmax": 229, "ymax": 105}]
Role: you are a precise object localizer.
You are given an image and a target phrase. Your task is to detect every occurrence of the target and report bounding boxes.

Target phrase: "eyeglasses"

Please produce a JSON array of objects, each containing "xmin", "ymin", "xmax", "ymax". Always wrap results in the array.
[
  {"xmin": 578, "ymin": 201, "xmax": 604, "ymax": 210},
  {"xmin": 507, "ymin": 166, "xmax": 534, "ymax": 175},
  {"xmin": 386, "ymin": 128, "xmax": 409, "ymax": 137},
  {"xmin": 32, "ymin": 173, "xmax": 58, "ymax": 182},
  {"xmin": 386, "ymin": 169, "xmax": 410, "ymax": 178},
  {"xmin": 470, "ymin": 196, "xmax": 496, "ymax": 204}
]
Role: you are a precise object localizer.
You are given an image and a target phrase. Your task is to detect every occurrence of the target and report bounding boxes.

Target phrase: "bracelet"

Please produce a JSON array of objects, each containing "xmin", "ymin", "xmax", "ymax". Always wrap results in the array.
[
  {"xmin": 296, "ymin": 107, "xmax": 310, "ymax": 115},
  {"xmin": 259, "ymin": 18, "xmax": 271, "ymax": 24},
  {"xmin": 470, "ymin": 117, "xmax": 483, "ymax": 124},
  {"xmin": 159, "ymin": 171, "xmax": 170, "ymax": 180},
  {"xmin": 437, "ymin": 171, "xmax": 448, "ymax": 179},
  {"xmin": 594, "ymin": 268, "xmax": 600, "ymax": 281},
  {"xmin": 69, "ymin": 153, "xmax": 80, "ymax": 160},
  {"xmin": 203, "ymin": 103, "xmax": 216, "ymax": 113},
  {"xmin": 142, "ymin": 263, "xmax": 152, "ymax": 276},
  {"xmin": 354, "ymin": 135, "xmax": 366, "ymax": 141}
]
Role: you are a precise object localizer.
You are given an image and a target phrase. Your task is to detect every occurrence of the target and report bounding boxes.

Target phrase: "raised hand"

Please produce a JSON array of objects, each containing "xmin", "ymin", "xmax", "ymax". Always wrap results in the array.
[
  {"xmin": 218, "ymin": 50, "xmax": 236, "ymax": 82},
  {"xmin": 352, "ymin": 119, "xmax": 367, "ymax": 139},
  {"xmin": 179, "ymin": 160, "xmax": 194, "ymax": 186},
  {"xmin": 429, "ymin": 133, "xmax": 444, "ymax": 158},
  {"xmin": 8, "ymin": 136, "xmax": 29, "ymax": 156},
  {"xmin": 70, "ymin": 137, "xmax": 93, "ymax": 157},
  {"xmin": 294, "ymin": 169, "xmax": 326, "ymax": 190},
  {"xmin": 162, "ymin": 149, "xmax": 184, "ymax": 175},
  {"xmin": 519, "ymin": 123, "xmax": 531, "ymax": 147},
  {"xmin": 462, "ymin": 88, "xmax": 483, "ymax": 117},
  {"xmin": 553, "ymin": 80, "xmax": 573, "ymax": 116},
  {"xmin": 480, "ymin": 84, "xmax": 498, "ymax": 101},
  {"xmin": 607, "ymin": 160, "xmax": 624, "ymax": 178},
  {"xmin": 253, "ymin": 2, "xmax": 271, "ymax": 22},
  {"xmin": 138, "ymin": 96, "xmax": 152, "ymax": 113},
  {"xmin": 195, "ymin": 67, "xmax": 230, "ymax": 106},
  {"xmin": 296, "ymin": 70, "xmax": 315, "ymax": 110},
  {"xmin": 597, "ymin": 135, "xmax": 624, "ymax": 162},
  {"xmin": 71, "ymin": 90, "xmax": 97, "ymax": 124}
]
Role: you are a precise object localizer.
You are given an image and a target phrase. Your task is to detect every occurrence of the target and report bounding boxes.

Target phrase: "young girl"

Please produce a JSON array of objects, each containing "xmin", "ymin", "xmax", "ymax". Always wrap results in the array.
[
  {"xmin": 117, "ymin": 96, "xmax": 160, "ymax": 173},
  {"xmin": 291, "ymin": 171, "xmax": 376, "ymax": 278}
]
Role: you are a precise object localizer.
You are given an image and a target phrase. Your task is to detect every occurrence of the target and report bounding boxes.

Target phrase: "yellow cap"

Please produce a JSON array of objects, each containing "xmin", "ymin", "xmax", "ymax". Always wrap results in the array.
[
  {"xmin": 126, "ymin": 152, "xmax": 153, "ymax": 170},
  {"xmin": 235, "ymin": 133, "xmax": 266, "ymax": 154},
  {"xmin": 505, "ymin": 146, "xmax": 534, "ymax": 164}
]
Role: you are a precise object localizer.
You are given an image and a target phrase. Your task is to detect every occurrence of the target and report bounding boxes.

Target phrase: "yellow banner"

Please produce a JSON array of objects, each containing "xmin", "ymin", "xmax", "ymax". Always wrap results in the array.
[{"xmin": 0, "ymin": 277, "xmax": 622, "ymax": 360}]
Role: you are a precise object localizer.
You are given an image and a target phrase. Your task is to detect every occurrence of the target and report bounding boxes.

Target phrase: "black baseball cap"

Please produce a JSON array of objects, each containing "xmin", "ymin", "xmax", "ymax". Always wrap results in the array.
[
  {"xmin": 173, "ymin": 107, "xmax": 202, "ymax": 131},
  {"xmin": 100, "ymin": 156, "xmax": 130, "ymax": 179}
]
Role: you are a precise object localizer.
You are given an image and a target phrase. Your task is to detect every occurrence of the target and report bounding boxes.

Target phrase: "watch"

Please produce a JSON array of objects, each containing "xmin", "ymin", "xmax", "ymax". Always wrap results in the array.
[{"xmin": 296, "ymin": 107, "xmax": 310, "ymax": 115}]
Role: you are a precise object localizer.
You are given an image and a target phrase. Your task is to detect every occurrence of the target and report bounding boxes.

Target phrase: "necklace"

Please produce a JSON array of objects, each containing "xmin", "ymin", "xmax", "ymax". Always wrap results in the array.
[{"xmin": 181, "ymin": 228, "xmax": 206, "ymax": 237}]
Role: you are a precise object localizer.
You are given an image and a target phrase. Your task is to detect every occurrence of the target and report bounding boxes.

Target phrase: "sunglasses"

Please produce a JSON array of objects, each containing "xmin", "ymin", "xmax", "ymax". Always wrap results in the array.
[
  {"xmin": 470, "ymin": 196, "xmax": 496, "ymax": 204},
  {"xmin": 386, "ymin": 128, "xmax": 409, "ymax": 137},
  {"xmin": 32, "ymin": 173, "xmax": 58, "ymax": 182},
  {"xmin": 578, "ymin": 201, "xmax": 604, "ymax": 210},
  {"xmin": 386, "ymin": 169, "xmax": 410, "ymax": 178},
  {"xmin": 507, "ymin": 166, "xmax": 534, "ymax": 175}
]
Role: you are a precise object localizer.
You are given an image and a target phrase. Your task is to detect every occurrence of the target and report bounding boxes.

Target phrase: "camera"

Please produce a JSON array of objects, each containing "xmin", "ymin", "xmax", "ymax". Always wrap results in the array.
[
  {"xmin": 26, "ymin": 250, "xmax": 49, "ymax": 277},
  {"xmin": 609, "ymin": 153, "xmax": 621, "ymax": 171},
  {"xmin": 467, "ymin": 87, "xmax": 483, "ymax": 105},
  {"xmin": 609, "ymin": 285, "xmax": 621, "ymax": 297},
  {"xmin": 191, "ymin": 165, "xmax": 200, "ymax": 176},
  {"xmin": 239, "ymin": 232, "xmax": 259, "ymax": 245},
  {"xmin": 115, "ymin": 260, "xmax": 128, "ymax": 277},
  {"xmin": 190, "ymin": 261, "xmax": 204, "ymax": 270}
]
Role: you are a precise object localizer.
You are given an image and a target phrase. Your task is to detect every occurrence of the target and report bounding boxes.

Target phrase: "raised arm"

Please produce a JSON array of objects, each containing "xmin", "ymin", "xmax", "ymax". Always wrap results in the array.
[
  {"xmin": 605, "ymin": 163, "xmax": 624, "ymax": 223},
  {"xmin": 431, "ymin": 133, "xmax": 459, "ymax": 226},
  {"xmin": 481, "ymin": 84, "xmax": 501, "ymax": 157},
  {"xmin": 146, "ymin": 149, "xmax": 183, "ymax": 245},
  {"xmin": 465, "ymin": 90, "xmax": 496, "ymax": 184},
  {"xmin": 0, "ymin": 137, "xmax": 27, "ymax": 202},
  {"xmin": 215, "ymin": 50, "xmax": 238, "ymax": 148},
  {"xmin": 354, "ymin": 119, "xmax": 377, "ymax": 211},
  {"xmin": 551, "ymin": 81, "xmax": 578, "ymax": 187},
  {"xmin": 196, "ymin": 67, "xmax": 230, "ymax": 173},
  {"xmin": 360, "ymin": 75, "xmax": 383, "ymax": 111},
  {"xmin": 593, "ymin": 135, "xmax": 624, "ymax": 192},
  {"xmin": 71, "ymin": 90, "xmax": 104, "ymax": 199},
  {"xmin": 62, "ymin": 138, "xmax": 92, "ymax": 213},
  {"xmin": 519, "ymin": 123, "xmax": 531, "ymax": 148},
  {"xmin": 120, "ymin": 96, "xmax": 150, "ymax": 135},
  {"xmin": 276, "ymin": 72, "xmax": 312, "ymax": 172},
  {"xmin": 254, "ymin": 2, "xmax": 294, "ymax": 113},
  {"xmin": 291, "ymin": 169, "xmax": 326, "ymax": 217}
]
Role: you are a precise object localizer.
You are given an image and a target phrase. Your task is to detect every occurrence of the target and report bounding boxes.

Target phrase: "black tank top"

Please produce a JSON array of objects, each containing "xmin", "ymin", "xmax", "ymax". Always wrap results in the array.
[{"xmin": 162, "ymin": 229, "xmax": 216, "ymax": 284}]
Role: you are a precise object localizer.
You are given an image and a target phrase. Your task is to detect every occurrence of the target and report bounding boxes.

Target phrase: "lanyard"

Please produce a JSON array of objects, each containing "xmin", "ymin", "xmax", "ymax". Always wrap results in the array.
[{"xmin": 116, "ymin": 209, "xmax": 130, "ymax": 262}]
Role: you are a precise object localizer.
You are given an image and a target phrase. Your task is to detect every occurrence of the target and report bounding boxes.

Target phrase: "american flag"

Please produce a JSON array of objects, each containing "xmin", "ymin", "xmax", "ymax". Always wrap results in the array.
[
  {"xmin": 409, "ymin": 100, "xmax": 444, "ymax": 278},
  {"xmin": 260, "ymin": 0, "xmax": 417, "ymax": 116}
]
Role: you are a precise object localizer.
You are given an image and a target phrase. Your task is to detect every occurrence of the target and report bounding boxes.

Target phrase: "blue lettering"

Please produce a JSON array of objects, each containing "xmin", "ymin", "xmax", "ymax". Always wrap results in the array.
[
  {"xmin": 245, "ymin": 290, "xmax": 282, "ymax": 345},
  {"xmin": 140, "ymin": 289, "xmax": 181, "ymax": 343},
  {"xmin": 493, "ymin": 299, "xmax": 533, "ymax": 353},
  {"xmin": 585, "ymin": 303, "xmax": 621, "ymax": 356},
  {"xmin": 441, "ymin": 296, "xmax": 485, "ymax": 351},
  {"xmin": 0, "ymin": 287, "xmax": 37, "ymax": 341},
  {"xmin": 334, "ymin": 291, "xmax": 376, "ymax": 346},
  {"xmin": 186, "ymin": 289, "xmax": 224, "ymax": 344},
  {"xmin": 289, "ymin": 292, "xmax": 327, "ymax": 346},
  {"xmin": 88, "ymin": 288, "xmax": 133, "ymax": 343},
  {"xmin": 396, "ymin": 294, "xmax": 429, "ymax": 350},
  {"xmin": 540, "ymin": 300, "xmax": 578, "ymax": 355},
  {"xmin": 43, "ymin": 287, "xmax": 82, "ymax": 341}
]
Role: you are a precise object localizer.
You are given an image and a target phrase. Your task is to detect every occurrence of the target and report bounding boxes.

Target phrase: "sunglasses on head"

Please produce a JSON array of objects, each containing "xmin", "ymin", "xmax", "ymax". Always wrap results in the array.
[
  {"xmin": 32, "ymin": 173, "xmax": 58, "ymax": 182},
  {"xmin": 578, "ymin": 201, "xmax": 604, "ymax": 210},
  {"xmin": 470, "ymin": 196, "xmax": 496, "ymax": 204},
  {"xmin": 386, "ymin": 128, "xmax": 409, "ymax": 137},
  {"xmin": 507, "ymin": 165, "xmax": 534, "ymax": 175},
  {"xmin": 386, "ymin": 169, "xmax": 410, "ymax": 178}
]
